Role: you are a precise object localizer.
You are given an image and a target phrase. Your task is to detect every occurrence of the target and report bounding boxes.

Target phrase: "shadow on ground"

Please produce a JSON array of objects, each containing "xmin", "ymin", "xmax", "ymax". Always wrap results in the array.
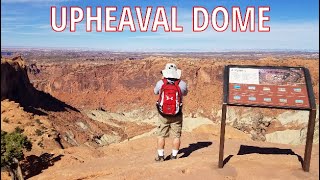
[
  {"xmin": 170, "ymin": 141, "xmax": 212, "ymax": 160},
  {"xmin": 223, "ymin": 145, "xmax": 303, "ymax": 167},
  {"xmin": 22, "ymin": 153, "xmax": 64, "ymax": 179}
]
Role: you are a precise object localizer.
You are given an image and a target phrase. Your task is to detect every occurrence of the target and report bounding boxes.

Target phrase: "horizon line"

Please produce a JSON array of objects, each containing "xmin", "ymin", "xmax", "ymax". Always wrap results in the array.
[{"xmin": 1, "ymin": 46, "xmax": 319, "ymax": 53}]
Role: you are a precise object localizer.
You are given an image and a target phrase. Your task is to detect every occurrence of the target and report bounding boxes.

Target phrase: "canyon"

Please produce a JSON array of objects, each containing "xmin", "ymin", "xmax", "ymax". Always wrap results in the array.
[
  {"xmin": 1, "ymin": 51, "xmax": 319, "ymax": 179},
  {"xmin": 26, "ymin": 54, "xmax": 319, "ymax": 145}
]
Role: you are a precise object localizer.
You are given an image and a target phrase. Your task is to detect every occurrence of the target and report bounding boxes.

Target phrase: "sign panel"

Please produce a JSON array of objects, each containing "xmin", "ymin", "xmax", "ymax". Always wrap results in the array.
[
  {"xmin": 220, "ymin": 65, "xmax": 316, "ymax": 172},
  {"xmin": 226, "ymin": 66, "xmax": 312, "ymax": 109}
]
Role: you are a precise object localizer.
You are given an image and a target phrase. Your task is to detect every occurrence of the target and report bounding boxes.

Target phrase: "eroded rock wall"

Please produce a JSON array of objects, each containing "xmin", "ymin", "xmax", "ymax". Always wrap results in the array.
[{"xmin": 28, "ymin": 57, "xmax": 319, "ymax": 144}]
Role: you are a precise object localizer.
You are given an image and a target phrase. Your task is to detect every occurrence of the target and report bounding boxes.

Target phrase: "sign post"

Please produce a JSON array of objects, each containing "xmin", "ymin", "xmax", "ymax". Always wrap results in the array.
[{"xmin": 218, "ymin": 65, "xmax": 316, "ymax": 172}]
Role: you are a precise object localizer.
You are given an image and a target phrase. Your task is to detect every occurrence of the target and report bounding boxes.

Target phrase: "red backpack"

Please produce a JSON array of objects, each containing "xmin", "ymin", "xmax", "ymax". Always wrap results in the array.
[{"xmin": 157, "ymin": 79, "xmax": 182, "ymax": 116}]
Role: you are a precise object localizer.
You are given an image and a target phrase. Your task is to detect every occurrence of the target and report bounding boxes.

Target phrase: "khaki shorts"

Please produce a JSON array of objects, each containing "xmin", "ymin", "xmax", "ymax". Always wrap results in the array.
[{"xmin": 157, "ymin": 114, "xmax": 183, "ymax": 138}]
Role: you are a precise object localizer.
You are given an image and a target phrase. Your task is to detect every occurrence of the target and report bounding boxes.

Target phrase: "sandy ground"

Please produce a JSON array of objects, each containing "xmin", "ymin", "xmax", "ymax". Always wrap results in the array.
[{"xmin": 24, "ymin": 129, "xmax": 319, "ymax": 180}]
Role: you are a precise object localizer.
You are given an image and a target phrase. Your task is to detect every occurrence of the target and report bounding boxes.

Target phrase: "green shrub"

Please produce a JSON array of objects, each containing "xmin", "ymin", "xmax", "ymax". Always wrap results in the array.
[{"xmin": 1, "ymin": 129, "xmax": 32, "ymax": 179}]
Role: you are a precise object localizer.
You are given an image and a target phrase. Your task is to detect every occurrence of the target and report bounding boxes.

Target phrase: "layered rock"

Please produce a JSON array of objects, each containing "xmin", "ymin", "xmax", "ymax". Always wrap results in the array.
[
  {"xmin": 27, "ymin": 56, "xmax": 319, "ymax": 145},
  {"xmin": 1, "ymin": 56, "xmax": 153, "ymax": 149}
]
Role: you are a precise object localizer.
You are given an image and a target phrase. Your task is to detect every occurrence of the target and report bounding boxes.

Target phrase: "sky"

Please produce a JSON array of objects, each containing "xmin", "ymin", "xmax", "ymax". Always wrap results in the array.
[{"xmin": 1, "ymin": 0, "xmax": 319, "ymax": 51}]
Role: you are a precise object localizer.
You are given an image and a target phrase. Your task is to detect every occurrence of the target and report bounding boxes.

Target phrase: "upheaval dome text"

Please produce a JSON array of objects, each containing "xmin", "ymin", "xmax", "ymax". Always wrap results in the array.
[{"xmin": 51, "ymin": 6, "xmax": 270, "ymax": 32}]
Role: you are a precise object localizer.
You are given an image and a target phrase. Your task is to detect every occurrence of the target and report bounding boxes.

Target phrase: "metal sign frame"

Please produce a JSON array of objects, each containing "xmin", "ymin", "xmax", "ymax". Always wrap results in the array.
[{"xmin": 218, "ymin": 65, "xmax": 317, "ymax": 172}]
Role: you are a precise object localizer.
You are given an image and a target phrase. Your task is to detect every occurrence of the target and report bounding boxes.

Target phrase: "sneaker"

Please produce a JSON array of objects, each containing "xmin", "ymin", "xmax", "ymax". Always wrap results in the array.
[
  {"xmin": 170, "ymin": 154, "xmax": 177, "ymax": 160},
  {"xmin": 155, "ymin": 155, "xmax": 164, "ymax": 162}
]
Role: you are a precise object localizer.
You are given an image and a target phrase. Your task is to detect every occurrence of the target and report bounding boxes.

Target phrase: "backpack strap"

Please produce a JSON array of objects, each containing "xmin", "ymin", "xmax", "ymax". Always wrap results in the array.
[
  {"xmin": 162, "ymin": 78, "xmax": 168, "ymax": 84},
  {"xmin": 174, "ymin": 79, "xmax": 181, "ymax": 86},
  {"xmin": 173, "ymin": 80, "xmax": 182, "ymax": 104},
  {"xmin": 160, "ymin": 79, "xmax": 168, "ymax": 92},
  {"xmin": 159, "ymin": 79, "xmax": 168, "ymax": 96}
]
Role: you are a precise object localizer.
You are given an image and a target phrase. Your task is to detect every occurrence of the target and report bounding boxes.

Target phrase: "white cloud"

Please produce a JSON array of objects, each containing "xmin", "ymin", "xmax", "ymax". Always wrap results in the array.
[{"xmin": 128, "ymin": 21, "xmax": 319, "ymax": 51}]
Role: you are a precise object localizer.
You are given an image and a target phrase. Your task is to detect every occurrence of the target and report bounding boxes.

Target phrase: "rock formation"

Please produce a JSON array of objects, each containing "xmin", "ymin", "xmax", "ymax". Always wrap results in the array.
[{"xmin": 27, "ymin": 57, "xmax": 319, "ymax": 145}]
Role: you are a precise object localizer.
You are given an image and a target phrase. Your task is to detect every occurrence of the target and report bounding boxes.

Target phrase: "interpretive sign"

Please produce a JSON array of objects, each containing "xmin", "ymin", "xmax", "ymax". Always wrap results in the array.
[
  {"xmin": 218, "ymin": 65, "xmax": 316, "ymax": 172},
  {"xmin": 227, "ymin": 66, "xmax": 310, "ymax": 109}
]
